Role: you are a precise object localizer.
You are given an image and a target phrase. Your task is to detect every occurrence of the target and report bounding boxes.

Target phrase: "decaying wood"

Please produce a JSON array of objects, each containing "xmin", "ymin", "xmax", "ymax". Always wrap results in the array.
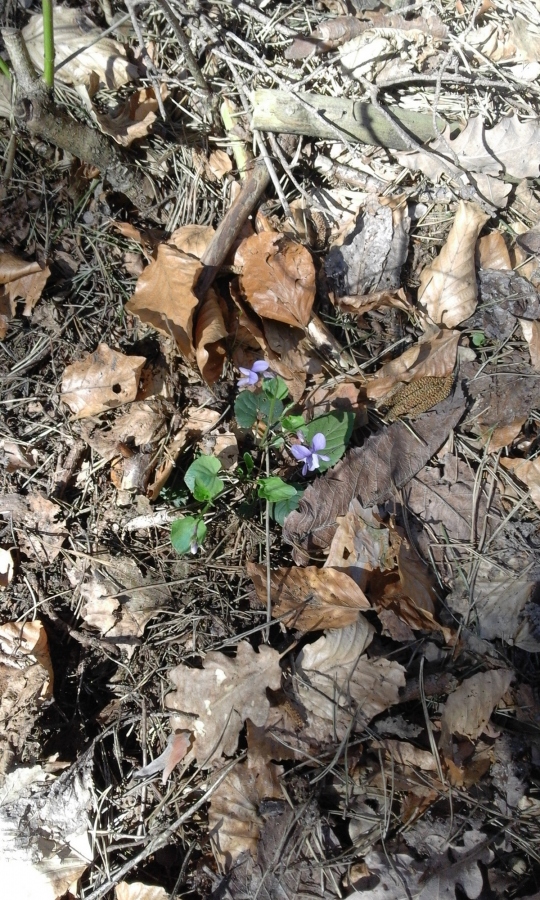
[
  {"xmin": 251, "ymin": 89, "xmax": 448, "ymax": 151},
  {"xmin": 3, "ymin": 28, "xmax": 155, "ymax": 216}
]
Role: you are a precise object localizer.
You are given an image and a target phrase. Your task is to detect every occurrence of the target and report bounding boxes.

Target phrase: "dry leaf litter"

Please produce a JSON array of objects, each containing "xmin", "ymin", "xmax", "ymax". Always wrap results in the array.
[{"xmin": 0, "ymin": 1, "xmax": 540, "ymax": 899}]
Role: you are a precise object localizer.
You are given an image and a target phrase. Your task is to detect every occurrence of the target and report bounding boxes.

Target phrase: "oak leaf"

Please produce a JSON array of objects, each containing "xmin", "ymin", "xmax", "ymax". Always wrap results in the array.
[
  {"xmin": 294, "ymin": 618, "xmax": 405, "ymax": 740},
  {"xmin": 418, "ymin": 201, "xmax": 488, "ymax": 327},
  {"xmin": 238, "ymin": 232, "xmax": 315, "ymax": 328},
  {"xmin": 248, "ymin": 562, "xmax": 369, "ymax": 632},
  {"xmin": 165, "ymin": 642, "xmax": 281, "ymax": 767},
  {"xmin": 61, "ymin": 344, "xmax": 146, "ymax": 418},
  {"xmin": 126, "ymin": 245, "xmax": 200, "ymax": 361},
  {"xmin": 1, "ymin": 493, "xmax": 66, "ymax": 563}
]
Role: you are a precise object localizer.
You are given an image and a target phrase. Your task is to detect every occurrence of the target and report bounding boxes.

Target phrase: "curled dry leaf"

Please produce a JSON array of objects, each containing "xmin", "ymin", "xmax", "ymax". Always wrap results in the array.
[
  {"xmin": 418, "ymin": 201, "xmax": 489, "ymax": 328},
  {"xmin": 92, "ymin": 85, "xmax": 168, "ymax": 147},
  {"xmin": 366, "ymin": 329, "xmax": 460, "ymax": 401},
  {"xmin": 126, "ymin": 245, "xmax": 201, "ymax": 361},
  {"xmin": 80, "ymin": 399, "xmax": 168, "ymax": 463},
  {"xmin": 248, "ymin": 561, "xmax": 369, "ymax": 632},
  {"xmin": 237, "ymin": 232, "xmax": 316, "ymax": 328},
  {"xmin": 1, "ymin": 493, "xmax": 66, "ymax": 563},
  {"xmin": 135, "ymin": 731, "xmax": 192, "ymax": 784},
  {"xmin": 61, "ymin": 344, "xmax": 145, "ymax": 418},
  {"xmin": 0, "ymin": 252, "xmax": 50, "ymax": 337},
  {"xmin": 194, "ymin": 289, "xmax": 228, "ymax": 384},
  {"xmin": 440, "ymin": 669, "xmax": 514, "ymax": 757},
  {"xmin": 208, "ymin": 757, "xmax": 282, "ymax": 863},
  {"xmin": 207, "ymin": 149, "xmax": 233, "ymax": 180},
  {"xmin": 475, "ymin": 232, "xmax": 512, "ymax": 270},
  {"xmin": 22, "ymin": 7, "xmax": 137, "ymax": 89},
  {"xmin": 283, "ymin": 386, "xmax": 465, "ymax": 563},
  {"xmin": 165, "ymin": 642, "xmax": 282, "ymax": 767},
  {"xmin": 500, "ymin": 456, "xmax": 540, "ymax": 510}
]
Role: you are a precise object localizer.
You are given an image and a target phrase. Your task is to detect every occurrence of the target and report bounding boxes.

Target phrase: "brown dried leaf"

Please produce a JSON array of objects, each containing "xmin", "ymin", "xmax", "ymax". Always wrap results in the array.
[
  {"xmin": 418, "ymin": 201, "xmax": 488, "ymax": 327},
  {"xmin": 207, "ymin": 149, "xmax": 233, "ymax": 179},
  {"xmin": 366, "ymin": 329, "xmax": 460, "ymax": 401},
  {"xmin": 194, "ymin": 289, "xmax": 227, "ymax": 384},
  {"xmin": 80, "ymin": 399, "xmax": 168, "ymax": 462},
  {"xmin": 283, "ymin": 386, "xmax": 465, "ymax": 563},
  {"xmin": 0, "ymin": 622, "xmax": 53, "ymax": 773},
  {"xmin": 334, "ymin": 287, "xmax": 413, "ymax": 316},
  {"xmin": 168, "ymin": 224, "xmax": 215, "ymax": 257},
  {"xmin": 23, "ymin": 7, "xmax": 137, "ymax": 89},
  {"xmin": 1, "ymin": 493, "xmax": 66, "ymax": 563},
  {"xmin": 165, "ymin": 642, "xmax": 282, "ymax": 767},
  {"xmin": 116, "ymin": 884, "xmax": 170, "ymax": 900},
  {"xmin": 61, "ymin": 344, "xmax": 146, "ymax": 418},
  {"xmin": 248, "ymin": 562, "xmax": 369, "ymax": 632},
  {"xmin": 208, "ymin": 757, "xmax": 282, "ymax": 863},
  {"xmin": 500, "ymin": 456, "xmax": 540, "ymax": 510},
  {"xmin": 238, "ymin": 232, "xmax": 315, "ymax": 328},
  {"xmin": 93, "ymin": 85, "xmax": 167, "ymax": 146},
  {"xmin": 305, "ymin": 381, "xmax": 364, "ymax": 422},
  {"xmin": 0, "ymin": 251, "xmax": 42, "ymax": 284},
  {"xmin": 475, "ymin": 232, "xmax": 511, "ymax": 270},
  {"xmin": 126, "ymin": 245, "xmax": 201, "ymax": 360},
  {"xmin": 440, "ymin": 669, "xmax": 514, "ymax": 755},
  {"xmin": 325, "ymin": 501, "xmax": 395, "ymax": 590},
  {"xmin": 519, "ymin": 318, "xmax": 540, "ymax": 371},
  {"xmin": 0, "ymin": 440, "xmax": 38, "ymax": 472},
  {"xmin": 294, "ymin": 619, "xmax": 405, "ymax": 741},
  {"xmin": 66, "ymin": 554, "xmax": 170, "ymax": 657}
]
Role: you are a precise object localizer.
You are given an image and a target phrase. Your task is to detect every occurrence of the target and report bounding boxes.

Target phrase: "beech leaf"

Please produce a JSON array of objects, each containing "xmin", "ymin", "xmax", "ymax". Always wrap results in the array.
[
  {"xmin": 238, "ymin": 232, "xmax": 315, "ymax": 328},
  {"xmin": 417, "ymin": 201, "xmax": 489, "ymax": 328},
  {"xmin": 248, "ymin": 562, "xmax": 370, "ymax": 632},
  {"xmin": 126, "ymin": 245, "xmax": 201, "ymax": 361},
  {"xmin": 61, "ymin": 344, "xmax": 146, "ymax": 418}
]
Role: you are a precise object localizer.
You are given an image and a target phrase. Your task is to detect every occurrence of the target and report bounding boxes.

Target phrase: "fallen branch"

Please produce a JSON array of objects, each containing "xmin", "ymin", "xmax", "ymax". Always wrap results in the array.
[
  {"xmin": 3, "ymin": 27, "xmax": 156, "ymax": 216},
  {"xmin": 251, "ymin": 88, "xmax": 448, "ymax": 150}
]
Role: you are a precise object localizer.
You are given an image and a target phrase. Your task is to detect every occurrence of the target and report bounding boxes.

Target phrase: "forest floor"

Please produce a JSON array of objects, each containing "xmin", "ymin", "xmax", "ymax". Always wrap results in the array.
[{"xmin": 1, "ymin": 1, "xmax": 540, "ymax": 899}]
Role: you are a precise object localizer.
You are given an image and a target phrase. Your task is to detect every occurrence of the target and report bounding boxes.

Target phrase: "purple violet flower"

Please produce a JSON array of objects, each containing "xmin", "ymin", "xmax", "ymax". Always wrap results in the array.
[
  {"xmin": 237, "ymin": 359, "xmax": 270, "ymax": 388},
  {"xmin": 290, "ymin": 432, "xmax": 330, "ymax": 476}
]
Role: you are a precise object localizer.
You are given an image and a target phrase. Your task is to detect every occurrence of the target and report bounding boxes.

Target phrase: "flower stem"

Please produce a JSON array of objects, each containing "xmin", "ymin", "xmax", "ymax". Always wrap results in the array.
[{"xmin": 42, "ymin": 0, "xmax": 54, "ymax": 88}]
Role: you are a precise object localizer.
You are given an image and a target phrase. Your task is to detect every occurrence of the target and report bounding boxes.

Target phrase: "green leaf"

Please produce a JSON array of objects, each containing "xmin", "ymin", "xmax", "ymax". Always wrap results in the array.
[
  {"xmin": 235, "ymin": 390, "xmax": 259, "ymax": 427},
  {"xmin": 261, "ymin": 376, "xmax": 289, "ymax": 401},
  {"xmin": 301, "ymin": 411, "xmax": 354, "ymax": 471},
  {"xmin": 184, "ymin": 456, "xmax": 224, "ymax": 502},
  {"xmin": 273, "ymin": 486, "xmax": 304, "ymax": 525},
  {"xmin": 257, "ymin": 476, "xmax": 297, "ymax": 502},
  {"xmin": 471, "ymin": 331, "xmax": 486, "ymax": 347},
  {"xmin": 281, "ymin": 414, "xmax": 306, "ymax": 433},
  {"xmin": 258, "ymin": 394, "xmax": 284, "ymax": 426},
  {"xmin": 171, "ymin": 516, "xmax": 207, "ymax": 555},
  {"xmin": 243, "ymin": 452, "xmax": 255, "ymax": 474}
]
